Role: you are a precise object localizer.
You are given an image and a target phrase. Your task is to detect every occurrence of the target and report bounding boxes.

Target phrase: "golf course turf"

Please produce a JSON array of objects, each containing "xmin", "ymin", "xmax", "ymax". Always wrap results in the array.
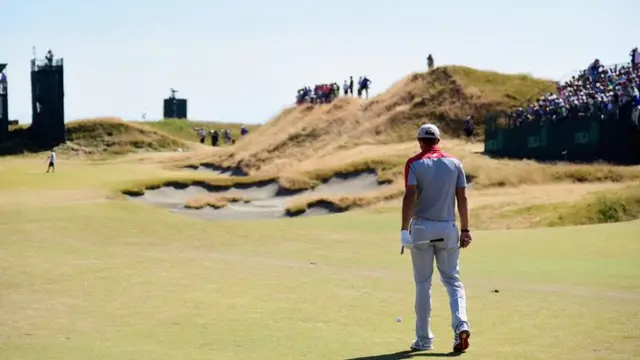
[{"xmin": 0, "ymin": 154, "xmax": 638, "ymax": 360}]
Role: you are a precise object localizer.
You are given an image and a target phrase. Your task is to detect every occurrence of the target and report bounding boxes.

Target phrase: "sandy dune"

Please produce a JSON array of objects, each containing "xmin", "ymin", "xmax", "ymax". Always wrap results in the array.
[{"xmin": 127, "ymin": 170, "xmax": 387, "ymax": 221}]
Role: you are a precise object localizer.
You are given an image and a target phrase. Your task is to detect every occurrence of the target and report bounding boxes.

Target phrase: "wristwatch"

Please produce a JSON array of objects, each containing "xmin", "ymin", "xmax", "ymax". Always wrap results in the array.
[{"xmin": 461, "ymin": 229, "xmax": 471, "ymax": 233}]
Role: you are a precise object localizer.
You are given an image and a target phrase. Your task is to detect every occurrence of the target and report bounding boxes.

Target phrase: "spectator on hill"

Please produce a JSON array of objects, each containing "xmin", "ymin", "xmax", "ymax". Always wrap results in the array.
[
  {"xmin": 240, "ymin": 126, "xmax": 248, "ymax": 136},
  {"xmin": 427, "ymin": 54, "xmax": 435, "ymax": 71},
  {"xmin": 296, "ymin": 82, "xmax": 341, "ymax": 105},
  {"xmin": 358, "ymin": 76, "xmax": 372, "ymax": 99},
  {"xmin": 349, "ymin": 76, "xmax": 354, "ymax": 96},
  {"xmin": 296, "ymin": 87, "xmax": 311, "ymax": 105},
  {"xmin": 631, "ymin": 47, "xmax": 639, "ymax": 71},
  {"xmin": 295, "ymin": 75, "xmax": 372, "ymax": 105}
]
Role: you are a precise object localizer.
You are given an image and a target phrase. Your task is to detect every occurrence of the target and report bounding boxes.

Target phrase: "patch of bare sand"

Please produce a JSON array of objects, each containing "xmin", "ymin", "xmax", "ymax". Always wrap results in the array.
[{"xmin": 127, "ymin": 171, "xmax": 388, "ymax": 221}]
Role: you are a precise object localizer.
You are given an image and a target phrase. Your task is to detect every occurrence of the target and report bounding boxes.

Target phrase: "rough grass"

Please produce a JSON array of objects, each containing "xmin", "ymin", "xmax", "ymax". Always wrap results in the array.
[
  {"xmin": 72, "ymin": 65, "xmax": 637, "ymax": 215},
  {"xmin": 64, "ymin": 117, "xmax": 191, "ymax": 156},
  {"xmin": 284, "ymin": 185, "xmax": 403, "ymax": 216},
  {"xmin": 120, "ymin": 175, "xmax": 278, "ymax": 197},
  {"xmin": 122, "ymin": 142, "xmax": 640, "ymax": 210},
  {"xmin": 183, "ymin": 194, "xmax": 251, "ymax": 209},
  {"xmin": 158, "ymin": 64, "xmax": 640, "ymax": 212},
  {"xmin": 139, "ymin": 118, "xmax": 259, "ymax": 143},
  {"xmin": 505, "ymin": 183, "xmax": 640, "ymax": 227}
]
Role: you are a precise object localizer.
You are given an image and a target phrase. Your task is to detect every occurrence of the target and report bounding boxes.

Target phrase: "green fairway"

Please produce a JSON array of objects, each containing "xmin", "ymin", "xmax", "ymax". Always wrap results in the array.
[{"xmin": 1, "ymin": 157, "xmax": 639, "ymax": 360}]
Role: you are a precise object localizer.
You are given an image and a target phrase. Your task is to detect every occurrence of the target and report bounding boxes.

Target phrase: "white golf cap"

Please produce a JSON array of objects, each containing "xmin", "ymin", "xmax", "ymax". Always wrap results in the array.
[{"xmin": 417, "ymin": 124, "xmax": 441, "ymax": 139}]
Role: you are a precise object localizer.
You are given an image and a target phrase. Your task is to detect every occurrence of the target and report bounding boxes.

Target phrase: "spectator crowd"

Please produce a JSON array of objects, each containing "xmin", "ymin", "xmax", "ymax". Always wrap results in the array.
[
  {"xmin": 193, "ymin": 125, "xmax": 249, "ymax": 147},
  {"xmin": 296, "ymin": 76, "xmax": 372, "ymax": 105},
  {"xmin": 507, "ymin": 47, "xmax": 640, "ymax": 127}
]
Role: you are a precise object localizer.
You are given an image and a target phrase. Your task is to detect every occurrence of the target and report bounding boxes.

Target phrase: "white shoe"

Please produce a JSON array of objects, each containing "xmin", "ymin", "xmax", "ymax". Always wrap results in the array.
[
  {"xmin": 453, "ymin": 329, "xmax": 471, "ymax": 353},
  {"xmin": 410, "ymin": 339, "xmax": 434, "ymax": 351}
]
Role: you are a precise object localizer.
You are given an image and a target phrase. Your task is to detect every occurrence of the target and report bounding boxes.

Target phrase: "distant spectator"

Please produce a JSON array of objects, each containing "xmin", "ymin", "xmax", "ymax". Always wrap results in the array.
[
  {"xmin": 46, "ymin": 149, "xmax": 56, "ymax": 173},
  {"xmin": 296, "ymin": 83, "xmax": 340, "ymax": 105},
  {"xmin": 357, "ymin": 76, "xmax": 372, "ymax": 99},
  {"xmin": 210, "ymin": 130, "xmax": 219, "ymax": 146},
  {"xmin": 192, "ymin": 127, "xmax": 207, "ymax": 144},
  {"xmin": 223, "ymin": 129, "xmax": 232, "ymax": 144},
  {"xmin": 631, "ymin": 47, "xmax": 639, "ymax": 71},
  {"xmin": 0, "ymin": 70, "xmax": 6, "ymax": 95},
  {"xmin": 295, "ymin": 75, "xmax": 372, "ymax": 106},
  {"xmin": 587, "ymin": 59, "xmax": 601, "ymax": 82},
  {"xmin": 463, "ymin": 116, "xmax": 475, "ymax": 142},
  {"xmin": 45, "ymin": 49, "xmax": 54, "ymax": 66},
  {"xmin": 427, "ymin": 54, "xmax": 435, "ymax": 71},
  {"xmin": 507, "ymin": 51, "xmax": 640, "ymax": 127},
  {"xmin": 240, "ymin": 126, "xmax": 248, "ymax": 136}
]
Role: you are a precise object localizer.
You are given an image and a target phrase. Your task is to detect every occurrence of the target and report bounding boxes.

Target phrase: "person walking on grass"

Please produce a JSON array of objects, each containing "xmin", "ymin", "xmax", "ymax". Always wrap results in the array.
[
  {"xmin": 46, "ymin": 149, "xmax": 56, "ymax": 173},
  {"xmin": 400, "ymin": 124, "xmax": 472, "ymax": 353}
]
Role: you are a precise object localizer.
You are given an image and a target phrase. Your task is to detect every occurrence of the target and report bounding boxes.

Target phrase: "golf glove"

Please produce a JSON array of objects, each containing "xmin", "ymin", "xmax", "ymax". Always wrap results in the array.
[{"xmin": 400, "ymin": 230, "xmax": 413, "ymax": 249}]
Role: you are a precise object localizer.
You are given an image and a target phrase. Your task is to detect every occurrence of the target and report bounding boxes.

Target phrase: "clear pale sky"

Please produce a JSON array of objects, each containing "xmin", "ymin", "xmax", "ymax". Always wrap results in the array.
[{"xmin": 1, "ymin": 0, "xmax": 638, "ymax": 124}]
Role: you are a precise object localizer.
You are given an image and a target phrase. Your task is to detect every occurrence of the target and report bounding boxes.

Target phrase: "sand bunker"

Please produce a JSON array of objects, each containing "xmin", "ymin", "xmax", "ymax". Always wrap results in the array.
[
  {"xmin": 126, "ymin": 170, "xmax": 389, "ymax": 221},
  {"xmin": 183, "ymin": 163, "xmax": 248, "ymax": 177}
]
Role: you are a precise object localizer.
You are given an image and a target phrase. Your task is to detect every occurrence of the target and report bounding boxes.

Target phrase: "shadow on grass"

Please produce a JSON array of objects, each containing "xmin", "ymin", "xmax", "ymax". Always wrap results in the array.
[{"xmin": 346, "ymin": 350, "xmax": 462, "ymax": 359}]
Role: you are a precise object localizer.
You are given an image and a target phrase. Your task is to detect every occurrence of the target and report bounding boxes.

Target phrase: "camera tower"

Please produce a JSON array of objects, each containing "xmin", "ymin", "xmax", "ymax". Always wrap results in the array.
[
  {"xmin": 163, "ymin": 88, "xmax": 188, "ymax": 119},
  {"xmin": 0, "ymin": 63, "xmax": 8, "ymax": 144},
  {"xmin": 30, "ymin": 49, "xmax": 65, "ymax": 148}
]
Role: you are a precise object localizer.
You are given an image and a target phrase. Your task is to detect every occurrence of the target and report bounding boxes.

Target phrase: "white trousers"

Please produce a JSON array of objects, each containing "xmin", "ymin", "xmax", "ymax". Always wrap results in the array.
[{"xmin": 409, "ymin": 218, "xmax": 470, "ymax": 344}]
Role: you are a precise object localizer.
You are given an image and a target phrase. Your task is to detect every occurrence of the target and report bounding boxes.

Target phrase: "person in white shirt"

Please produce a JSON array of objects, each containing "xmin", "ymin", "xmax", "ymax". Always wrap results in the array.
[{"xmin": 46, "ymin": 150, "xmax": 56, "ymax": 173}]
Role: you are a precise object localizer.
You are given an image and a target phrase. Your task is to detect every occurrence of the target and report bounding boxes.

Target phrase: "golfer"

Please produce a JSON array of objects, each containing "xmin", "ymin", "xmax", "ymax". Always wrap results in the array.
[{"xmin": 400, "ymin": 124, "xmax": 472, "ymax": 353}]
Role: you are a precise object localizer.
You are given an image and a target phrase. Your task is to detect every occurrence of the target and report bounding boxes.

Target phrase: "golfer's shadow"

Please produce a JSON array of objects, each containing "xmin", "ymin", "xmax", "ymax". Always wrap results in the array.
[{"xmin": 345, "ymin": 349, "xmax": 462, "ymax": 359}]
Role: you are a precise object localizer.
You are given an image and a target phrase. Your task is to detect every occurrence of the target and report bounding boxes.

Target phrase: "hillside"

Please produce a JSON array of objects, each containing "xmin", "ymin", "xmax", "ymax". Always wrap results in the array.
[
  {"xmin": 64, "ymin": 117, "xmax": 192, "ymax": 155},
  {"xmin": 208, "ymin": 65, "xmax": 556, "ymax": 174}
]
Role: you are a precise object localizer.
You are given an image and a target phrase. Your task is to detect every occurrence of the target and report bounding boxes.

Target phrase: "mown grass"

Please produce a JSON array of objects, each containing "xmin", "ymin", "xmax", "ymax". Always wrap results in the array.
[
  {"xmin": 183, "ymin": 194, "xmax": 251, "ymax": 209},
  {"xmin": 139, "ymin": 118, "xmax": 259, "ymax": 143},
  {"xmin": 1, "ymin": 189, "xmax": 639, "ymax": 359}
]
